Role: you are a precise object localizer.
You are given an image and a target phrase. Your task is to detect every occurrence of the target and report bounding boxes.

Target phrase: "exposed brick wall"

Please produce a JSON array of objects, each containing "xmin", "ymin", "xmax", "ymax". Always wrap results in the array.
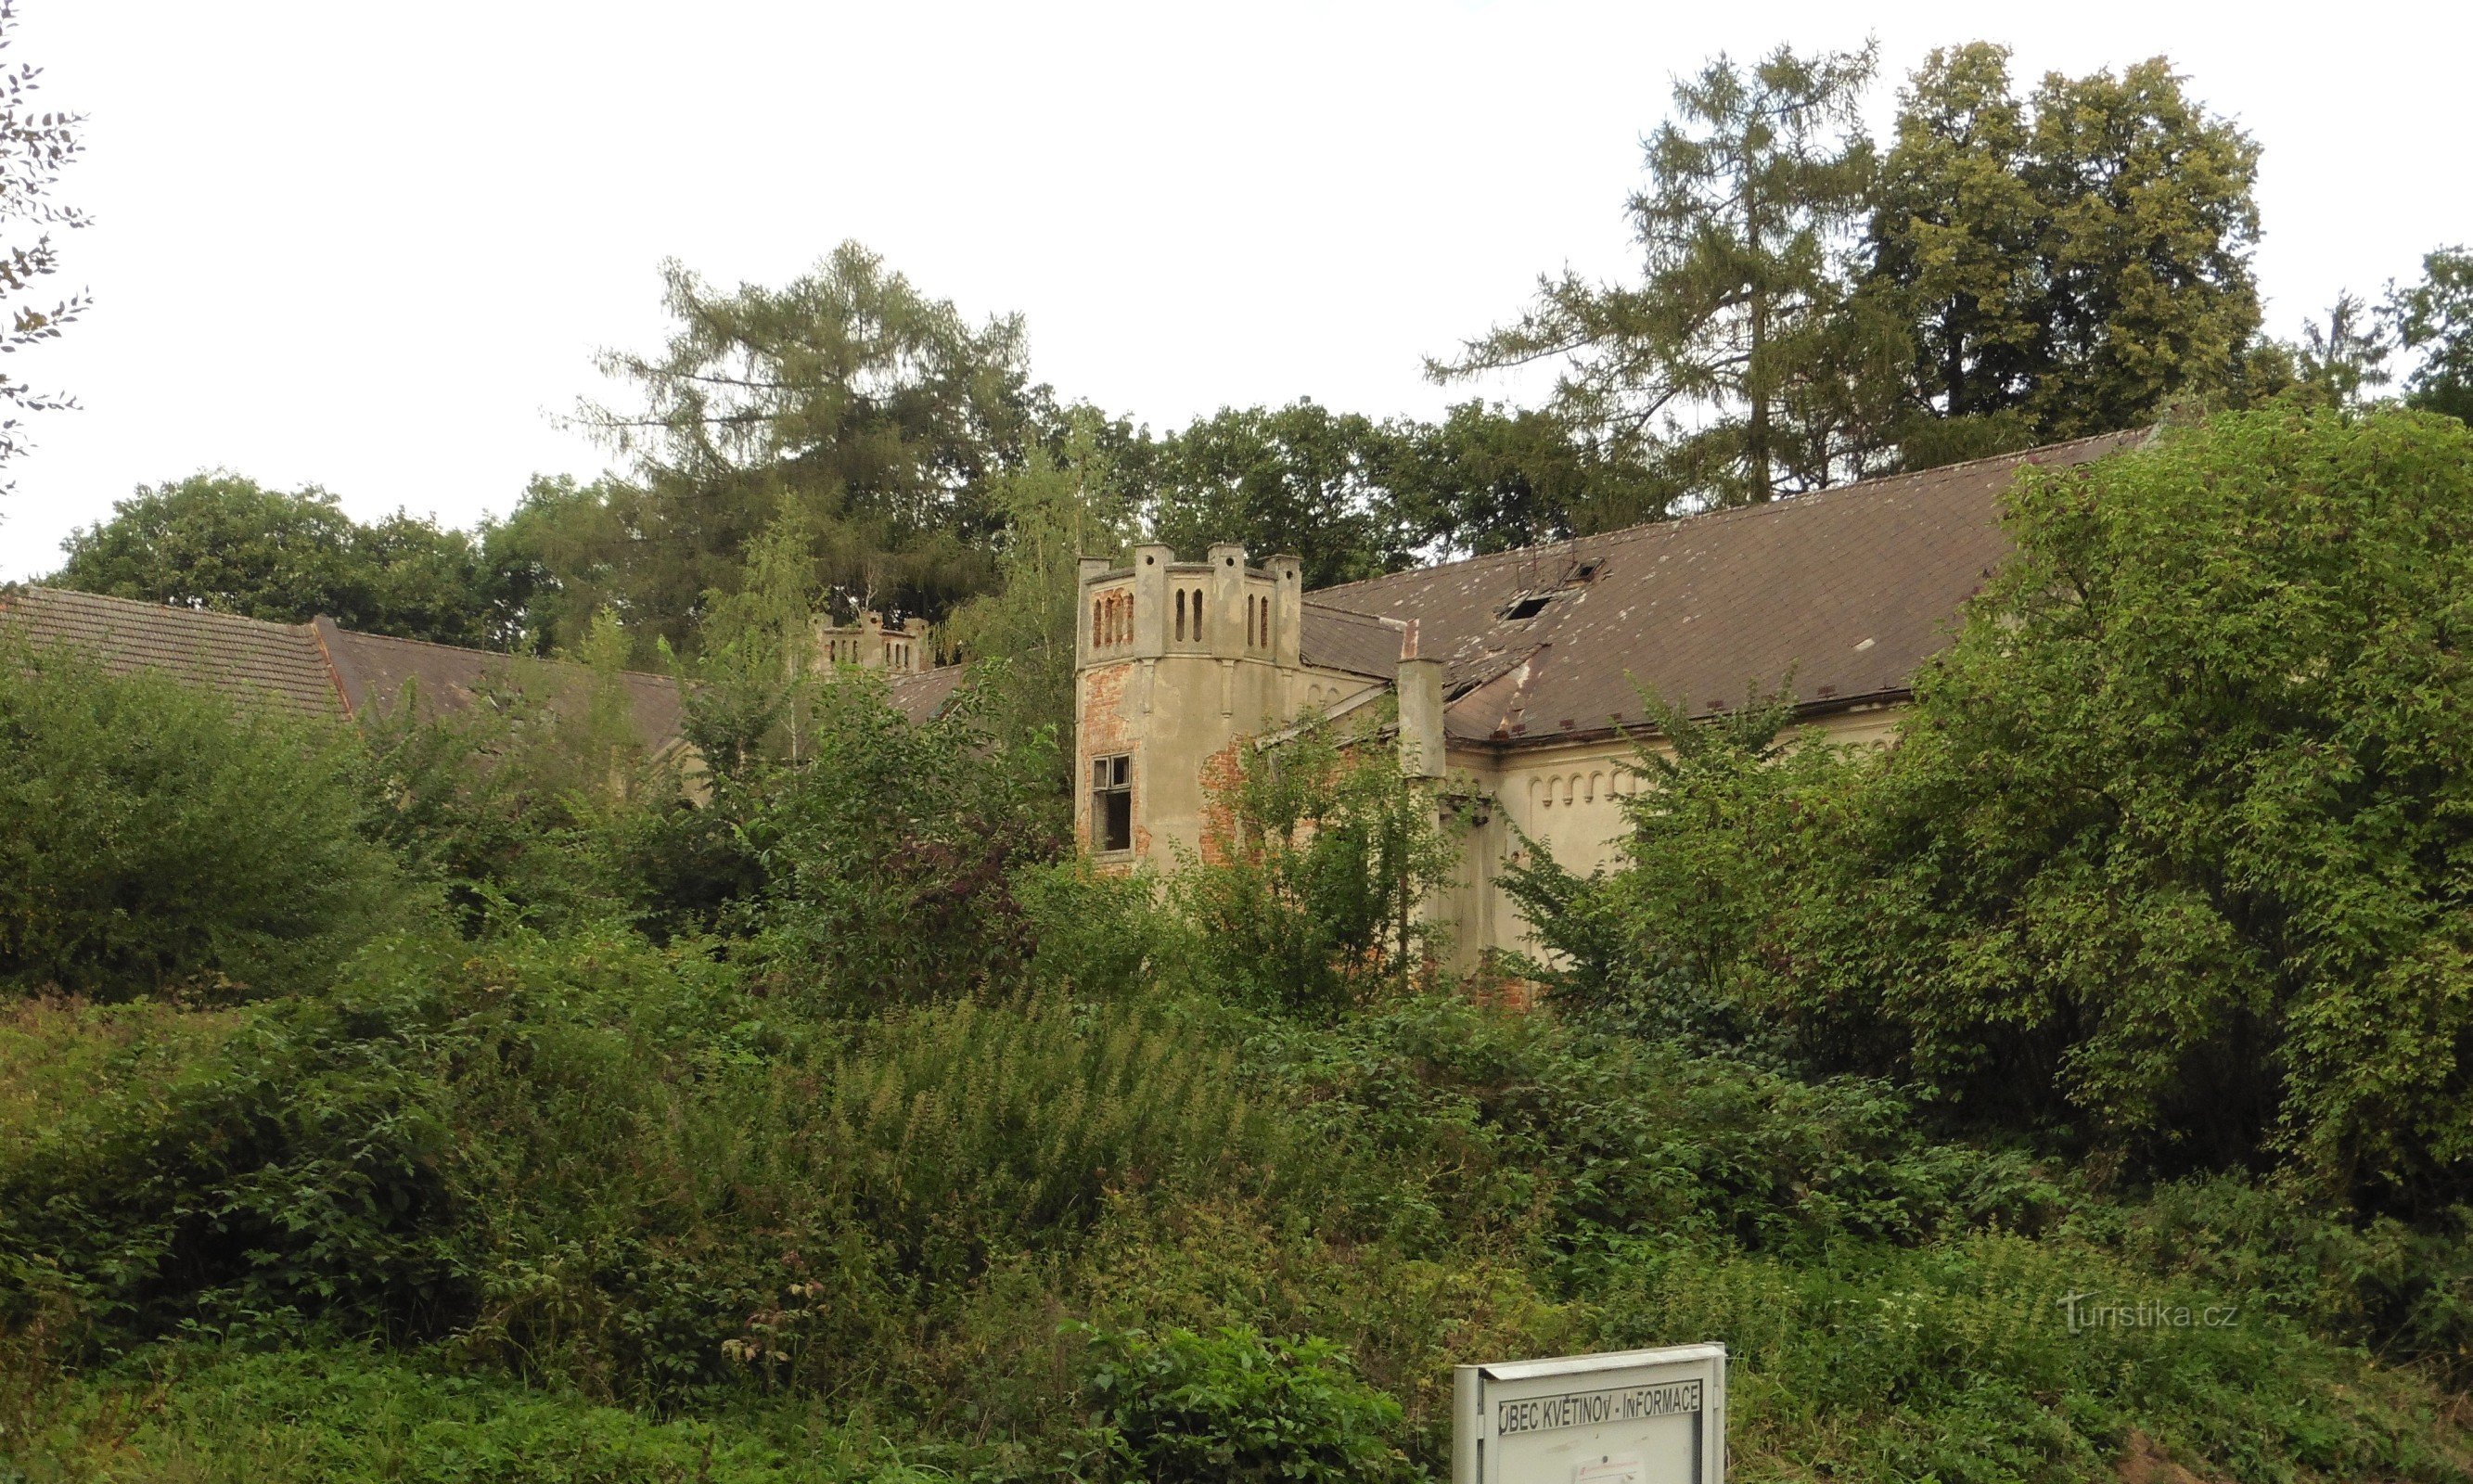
[
  {"xmin": 1077, "ymin": 660, "xmax": 1141, "ymax": 871},
  {"xmin": 1196, "ymin": 740, "xmax": 1244, "ymax": 866}
]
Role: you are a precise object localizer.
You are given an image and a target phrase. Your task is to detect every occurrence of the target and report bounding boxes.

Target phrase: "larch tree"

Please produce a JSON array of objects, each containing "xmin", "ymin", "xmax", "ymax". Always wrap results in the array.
[
  {"xmin": 571, "ymin": 243, "xmax": 1046, "ymax": 656},
  {"xmin": 1437, "ymin": 44, "xmax": 1893, "ymax": 508}
]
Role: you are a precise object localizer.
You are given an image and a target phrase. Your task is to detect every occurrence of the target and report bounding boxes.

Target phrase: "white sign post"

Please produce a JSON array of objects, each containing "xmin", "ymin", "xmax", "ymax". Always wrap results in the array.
[{"xmin": 1454, "ymin": 1344, "xmax": 1725, "ymax": 1484}]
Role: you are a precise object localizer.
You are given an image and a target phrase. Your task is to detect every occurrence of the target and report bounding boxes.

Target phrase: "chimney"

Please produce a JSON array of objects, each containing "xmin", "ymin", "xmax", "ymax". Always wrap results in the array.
[
  {"xmin": 1397, "ymin": 619, "xmax": 1444, "ymax": 780},
  {"xmin": 1270, "ymin": 553, "xmax": 1302, "ymax": 670}
]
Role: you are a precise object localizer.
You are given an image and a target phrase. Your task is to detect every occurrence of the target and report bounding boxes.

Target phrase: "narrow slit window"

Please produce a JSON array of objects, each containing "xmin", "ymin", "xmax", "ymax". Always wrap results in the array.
[{"xmin": 1091, "ymin": 754, "xmax": 1133, "ymax": 852}]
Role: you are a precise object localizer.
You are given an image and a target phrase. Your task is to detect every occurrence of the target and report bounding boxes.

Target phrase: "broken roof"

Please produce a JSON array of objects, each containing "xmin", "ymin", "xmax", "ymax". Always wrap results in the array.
[{"xmin": 1306, "ymin": 431, "xmax": 2147, "ymax": 746}]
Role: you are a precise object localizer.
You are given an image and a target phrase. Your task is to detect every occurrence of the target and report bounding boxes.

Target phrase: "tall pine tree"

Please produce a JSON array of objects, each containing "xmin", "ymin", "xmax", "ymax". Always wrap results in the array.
[{"xmin": 1438, "ymin": 44, "xmax": 1893, "ymax": 507}]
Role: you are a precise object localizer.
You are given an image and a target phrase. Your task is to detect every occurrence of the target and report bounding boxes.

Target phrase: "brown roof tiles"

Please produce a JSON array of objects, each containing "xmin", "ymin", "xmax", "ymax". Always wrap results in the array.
[{"xmin": 1309, "ymin": 431, "xmax": 2147, "ymax": 745}]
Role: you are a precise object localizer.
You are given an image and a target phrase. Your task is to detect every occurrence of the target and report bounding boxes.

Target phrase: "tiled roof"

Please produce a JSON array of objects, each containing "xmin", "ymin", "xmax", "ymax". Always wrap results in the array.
[
  {"xmin": 318, "ymin": 621, "xmax": 686, "ymax": 753},
  {"xmin": 1, "ymin": 586, "xmax": 689, "ymax": 751},
  {"xmin": 886, "ymin": 663, "xmax": 968, "ymax": 723},
  {"xmin": 1308, "ymin": 431, "xmax": 2148, "ymax": 745},
  {"xmin": 0, "ymin": 586, "xmax": 344, "ymax": 716},
  {"xmin": 1298, "ymin": 601, "xmax": 1403, "ymax": 680}
]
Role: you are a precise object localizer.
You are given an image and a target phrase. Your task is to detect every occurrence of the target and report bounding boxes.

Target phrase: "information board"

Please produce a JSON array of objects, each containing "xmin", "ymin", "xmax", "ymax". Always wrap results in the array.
[{"xmin": 1454, "ymin": 1344, "xmax": 1725, "ymax": 1484}]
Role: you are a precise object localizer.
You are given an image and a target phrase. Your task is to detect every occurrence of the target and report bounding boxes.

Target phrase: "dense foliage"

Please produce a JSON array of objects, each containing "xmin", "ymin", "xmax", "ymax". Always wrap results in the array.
[
  {"xmin": 14, "ymin": 471, "xmax": 2473, "ymax": 1481},
  {"xmin": 10, "ymin": 22, "xmax": 2473, "ymax": 1478},
  {"xmin": 0, "ymin": 643, "xmax": 404, "ymax": 1001},
  {"xmin": 55, "ymin": 474, "xmax": 519, "ymax": 648},
  {"xmin": 1516, "ymin": 410, "xmax": 2473, "ymax": 1216}
]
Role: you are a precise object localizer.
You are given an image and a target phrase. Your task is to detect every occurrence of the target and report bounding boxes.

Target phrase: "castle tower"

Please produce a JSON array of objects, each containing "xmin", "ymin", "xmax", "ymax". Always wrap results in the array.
[
  {"xmin": 814, "ymin": 611, "xmax": 930, "ymax": 674},
  {"xmin": 1074, "ymin": 544, "xmax": 1349, "ymax": 868}
]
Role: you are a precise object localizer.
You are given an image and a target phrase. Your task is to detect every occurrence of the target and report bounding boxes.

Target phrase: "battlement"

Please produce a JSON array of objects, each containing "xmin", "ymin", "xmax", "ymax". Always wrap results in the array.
[
  {"xmin": 1075, "ymin": 543, "xmax": 1304, "ymax": 672},
  {"xmin": 816, "ymin": 610, "xmax": 930, "ymax": 674}
]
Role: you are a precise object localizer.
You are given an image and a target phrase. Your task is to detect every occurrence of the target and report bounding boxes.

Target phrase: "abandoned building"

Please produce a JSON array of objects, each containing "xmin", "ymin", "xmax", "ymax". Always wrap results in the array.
[
  {"xmin": 6, "ymin": 429, "xmax": 2141, "ymax": 968},
  {"xmin": 1074, "ymin": 430, "xmax": 2146, "ymax": 967}
]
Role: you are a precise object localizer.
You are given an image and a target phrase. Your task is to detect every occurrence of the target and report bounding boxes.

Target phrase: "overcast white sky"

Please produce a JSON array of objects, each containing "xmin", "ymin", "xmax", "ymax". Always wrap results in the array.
[{"xmin": 0, "ymin": 0, "xmax": 2463, "ymax": 579}]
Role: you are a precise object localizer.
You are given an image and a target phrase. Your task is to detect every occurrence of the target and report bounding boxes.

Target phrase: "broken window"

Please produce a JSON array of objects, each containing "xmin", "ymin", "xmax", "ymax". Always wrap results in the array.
[
  {"xmin": 1503, "ymin": 594, "xmax": 1552, "ymax": 621},
  {"xmin": 1091, "ymin": 753, "xmax": 1133, "ymax": 852}
]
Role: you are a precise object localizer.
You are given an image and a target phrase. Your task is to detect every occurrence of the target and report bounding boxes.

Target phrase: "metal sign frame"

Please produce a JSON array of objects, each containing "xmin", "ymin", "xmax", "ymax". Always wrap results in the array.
[{"xmin": 1454, "ymin": 1344, "xmax": 1727, "ymax": 1484}]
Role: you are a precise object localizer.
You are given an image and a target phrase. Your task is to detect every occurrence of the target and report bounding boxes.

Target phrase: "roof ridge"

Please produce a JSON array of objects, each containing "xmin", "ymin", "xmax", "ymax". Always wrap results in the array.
[
  {"xmin": 10, "ymin": 584, "xmax": 319, "ymax": 637},
  {"xmin": 1306, "ymin": 429, "xmax": 2149, "ymax": 604},
  {"xmin": 328, "ymin": 621, "xmax": 678, "ymax": 684}
]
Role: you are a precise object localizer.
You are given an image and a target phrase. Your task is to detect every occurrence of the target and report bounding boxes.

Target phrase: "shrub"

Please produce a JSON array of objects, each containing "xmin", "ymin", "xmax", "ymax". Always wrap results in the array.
[
  {"xmin": 1819, "ymin": 410, "xmax": 2473, "ymax": 1201},
  {"xmin": 1172, "ymin": 720, "xmax": 1457, "ymax": 1019},
  {"xmin": 729, "ymin": 672, "xmax": 1068, "ymax": 1006},
  {"xmin": 0, "ymin": 643, "xmax": 406, "ymax": 1002},
  {"xmin": 0, "ymin": 989, "xmax": 463, "ymax": 1349},
  {"xmin": 1510, "ymin": 411, "xmax": 2473, "ymax": 1208},
  {"xmin": 1070, "ymin": 1322, "xmax": 1417, "ymax": 1484},
  {"xmin": 1264, "ymin": 995, "xmax": 2058, "ymax": 1260}
]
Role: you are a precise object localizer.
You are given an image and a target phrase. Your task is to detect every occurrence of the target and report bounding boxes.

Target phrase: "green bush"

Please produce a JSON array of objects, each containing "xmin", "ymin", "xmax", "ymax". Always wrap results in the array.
[
  {"xmin": 0, "ymin": 989, "xmax": 463, "ymax": 1349},
  {"xmin": 1830, "ymin": 409, "xmax": 2473, "ymax": 1200},
  {"xmin": 0, "ymin": 643, "xmax": 406, "ymax": 1001},
  {"xmin": 1511, "ymin": 411, "xmax": 2473, "ymax": 1207},
  {"xmin": 1070, "ymin": 1323, "xmax": 1417, "ymax": 1484},
  {"xmin": 1172, "ymin": 721, "xmax": 1457, "ymax": 1020},
  {"xmin": 727, "ymin": 674, "xmax": 1068, "ymax": 1006},
  {"xmin": 1264, "ymin": 995, "xmax": 2058, "ymax": 1259}
]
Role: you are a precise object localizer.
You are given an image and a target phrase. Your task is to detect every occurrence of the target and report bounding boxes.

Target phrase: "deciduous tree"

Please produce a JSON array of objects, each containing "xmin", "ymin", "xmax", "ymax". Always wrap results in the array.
[
  {"xmin": 0, "ymin": 0, "xmax": 84, "ymax": 486},
  {"xmin": 53, "ymin": 473, "xmax": 506, "ymax": 647},
  {"xmin": 1874, "ymin": 47, "xmax": 2266, "ymax": 453},
  {"xmin": 2389, "ymin": 246, "xmax": 2473, "ymax": 423}
]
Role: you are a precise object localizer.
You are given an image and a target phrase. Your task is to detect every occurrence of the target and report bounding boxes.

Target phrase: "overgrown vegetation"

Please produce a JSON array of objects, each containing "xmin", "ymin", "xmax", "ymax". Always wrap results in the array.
[
  {"xmin": 1516, "ymin": 409, "xmax": 2473, "ymax": 1220},
  {"xmin": 7, "ymin": 405, "xmax": 2473, "ymax": 1484}
]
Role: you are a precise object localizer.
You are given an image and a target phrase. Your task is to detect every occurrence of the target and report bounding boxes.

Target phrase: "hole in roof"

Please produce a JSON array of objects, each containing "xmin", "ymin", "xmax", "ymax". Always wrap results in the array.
[{"xmin": 1503, "ymin": 595, "xmax": 1552, "ymax": 621}]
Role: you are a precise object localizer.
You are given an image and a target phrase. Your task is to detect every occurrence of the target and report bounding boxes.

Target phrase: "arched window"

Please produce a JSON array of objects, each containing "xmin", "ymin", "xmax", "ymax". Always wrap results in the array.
[
  {"xmin": 1193, "ymin": 589, "xmax": 1204, "ymax": 641},
  {"xmin": 1174, "ymin": 589, "xmax": 1186, "ymax": 641}
]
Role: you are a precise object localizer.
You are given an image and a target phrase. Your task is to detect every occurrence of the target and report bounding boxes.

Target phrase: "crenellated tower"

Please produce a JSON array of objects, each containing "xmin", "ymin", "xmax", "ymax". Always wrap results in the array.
[
  {"xmin": 815, "ymin": 611, "xmax": 930, "ymax": 674},
  {"xmin": 1074, "ymin": 543, "xmax": 1347, "ymax": 866}
]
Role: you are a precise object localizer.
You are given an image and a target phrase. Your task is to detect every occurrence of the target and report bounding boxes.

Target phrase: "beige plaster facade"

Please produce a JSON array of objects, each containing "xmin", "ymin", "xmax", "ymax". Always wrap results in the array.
[
  {"xmin": 1070, "ymin": 544, "xmax": 1909, "ymax": 967},
  {"xmin": 1066, "ymin": 434, "xmax": 2147, "ymax": 966}
]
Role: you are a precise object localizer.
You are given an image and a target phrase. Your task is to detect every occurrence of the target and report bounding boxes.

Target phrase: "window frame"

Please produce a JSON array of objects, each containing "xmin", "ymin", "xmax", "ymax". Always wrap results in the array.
[{"xmin": 1089, "ymin": 752, "xmax": 1134, "ymax": 854}]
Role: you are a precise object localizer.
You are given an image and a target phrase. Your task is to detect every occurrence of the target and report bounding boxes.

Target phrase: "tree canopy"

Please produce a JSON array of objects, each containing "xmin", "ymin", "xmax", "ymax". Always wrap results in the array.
[
  {"xmin": 1516, "ymin": 409, "xmax": 2473, "ymax": 1210},
  {"xmin": 567, "ymin": 243, "xmax": 1047, "ymax": 656},
  {"xmin": 54, "ymin": 473, "xmax": 512, "ymax": 647}
]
